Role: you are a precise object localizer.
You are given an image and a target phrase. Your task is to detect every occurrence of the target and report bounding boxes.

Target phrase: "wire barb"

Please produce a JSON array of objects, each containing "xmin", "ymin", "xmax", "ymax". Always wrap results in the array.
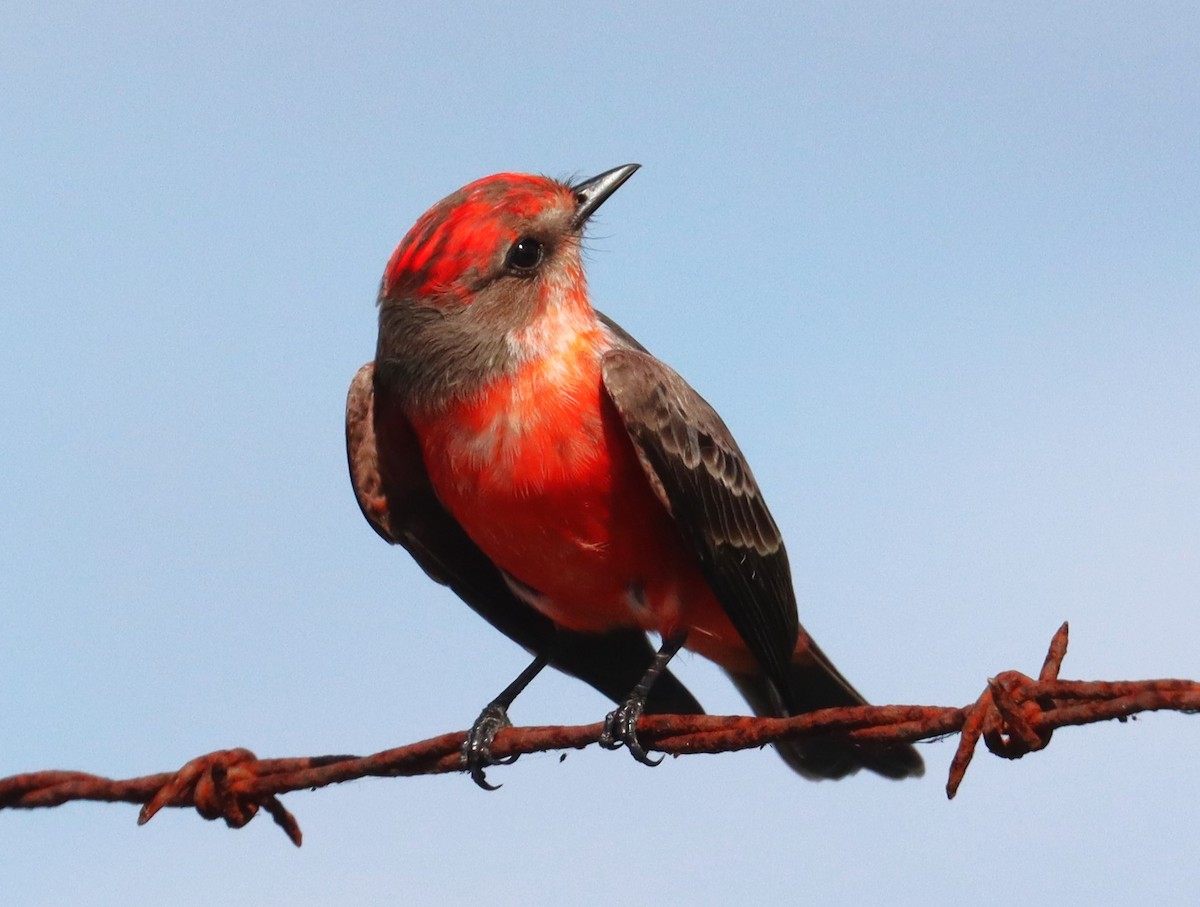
[{"xmin": 3, "ymin": 623, "xmax": 1198, "ymax": 845}]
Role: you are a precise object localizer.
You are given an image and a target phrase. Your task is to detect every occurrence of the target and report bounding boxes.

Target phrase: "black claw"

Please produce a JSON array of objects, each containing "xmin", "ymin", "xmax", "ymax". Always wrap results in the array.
[
  {"xmin": 460, "ymin": 652, "xmax": 552, "ymax": 791},
  {"xmin": 600, "ymin": 699, "xmax": 663, "ymax": 767},
  {"xmin": 598, "ymin": 710, "xmax": 621, "ymax": 750},
  {"xmin": 598, "ymin": 632, "xmax": 687, "ymax": 768},
  {"xmin": 462, "ymin": 702, "xmax": 514, "ymax": 791}
]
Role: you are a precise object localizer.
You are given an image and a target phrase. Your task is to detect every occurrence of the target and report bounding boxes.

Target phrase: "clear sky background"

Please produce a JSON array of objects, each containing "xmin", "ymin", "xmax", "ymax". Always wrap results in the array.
[{"xmin": 3, "ymin": 3, "xmax": 1198, "ymax": 904}]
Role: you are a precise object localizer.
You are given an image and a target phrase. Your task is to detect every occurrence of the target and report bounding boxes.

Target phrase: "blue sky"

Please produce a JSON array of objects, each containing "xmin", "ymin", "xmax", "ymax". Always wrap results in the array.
[{"xmin": 2, "ymin": 3, "xmax": 1198, "ymax": 904}]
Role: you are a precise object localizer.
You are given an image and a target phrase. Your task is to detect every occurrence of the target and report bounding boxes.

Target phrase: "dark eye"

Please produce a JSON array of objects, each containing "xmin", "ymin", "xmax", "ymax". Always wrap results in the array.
[{"xmin": 505, "ymin": 236, "xmax": 544, "ymax": 272}]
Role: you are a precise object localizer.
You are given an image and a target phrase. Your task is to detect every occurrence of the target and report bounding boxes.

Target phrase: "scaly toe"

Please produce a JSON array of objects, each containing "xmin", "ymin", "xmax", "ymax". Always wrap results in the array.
[
  {"xmin": 462, "ymin": 702, "xmax": 513, "ymax": 791},
  {"xmin": 599, "ymin": 702, "xmax": 662, "ymax": 766}
]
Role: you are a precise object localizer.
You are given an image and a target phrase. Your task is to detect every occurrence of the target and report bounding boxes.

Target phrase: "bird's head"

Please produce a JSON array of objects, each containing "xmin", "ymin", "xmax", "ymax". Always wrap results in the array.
[{"xmin": 374, "ymin": 165, "xmax": 639, "ymax": 408}]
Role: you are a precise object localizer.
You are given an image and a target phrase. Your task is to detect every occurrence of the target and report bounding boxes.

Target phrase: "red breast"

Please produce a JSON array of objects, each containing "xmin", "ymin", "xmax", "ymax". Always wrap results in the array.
[{"xmin": 406, "ymin": 326, "xmax": 753, "ymax": 671}]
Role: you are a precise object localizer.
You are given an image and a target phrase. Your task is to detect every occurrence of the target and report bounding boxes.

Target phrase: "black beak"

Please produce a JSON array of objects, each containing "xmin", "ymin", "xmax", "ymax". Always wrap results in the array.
[{"xmin": 571, "ymin": 163, "xmax": 640, "ymax": 229}]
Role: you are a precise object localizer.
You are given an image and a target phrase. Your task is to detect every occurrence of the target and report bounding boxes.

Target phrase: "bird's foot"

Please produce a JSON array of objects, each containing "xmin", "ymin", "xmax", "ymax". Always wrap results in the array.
[
  {"xmin": 462, "ymin": 702, "xmax": 517, "ymax": 791},
  {"xmin": 599, "ymin": 697, "xmax": 662, "ymax": 767}
]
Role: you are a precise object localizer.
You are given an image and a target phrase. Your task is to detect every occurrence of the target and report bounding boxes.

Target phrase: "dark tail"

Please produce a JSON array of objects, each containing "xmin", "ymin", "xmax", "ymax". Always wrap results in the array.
[{"xmin": 727, "ymin": 636, "xmax": 924, "ymax": 781}]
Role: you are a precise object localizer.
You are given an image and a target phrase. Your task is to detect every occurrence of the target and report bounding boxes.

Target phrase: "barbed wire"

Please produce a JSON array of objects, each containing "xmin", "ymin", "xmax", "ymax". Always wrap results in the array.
[{"xmin": 3, "ymin": 623, "xmax": 1197, "ymax": 847}]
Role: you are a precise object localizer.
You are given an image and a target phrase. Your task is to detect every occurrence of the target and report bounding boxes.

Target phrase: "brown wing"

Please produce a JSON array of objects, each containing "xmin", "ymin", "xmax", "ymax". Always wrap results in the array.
[
  {"xmin": 346, "ymin": 363, "xmax": 703, "ymax": 715},
  {"xmin": 600, "ymin": 348, "xmax": 799, "ymax": 699}
]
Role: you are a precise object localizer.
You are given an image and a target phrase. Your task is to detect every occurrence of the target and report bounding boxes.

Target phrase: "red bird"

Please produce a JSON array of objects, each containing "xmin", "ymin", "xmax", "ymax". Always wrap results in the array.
[{"xmin": 346, "ymin": 165, "xmax": 922, "ymax": 786}]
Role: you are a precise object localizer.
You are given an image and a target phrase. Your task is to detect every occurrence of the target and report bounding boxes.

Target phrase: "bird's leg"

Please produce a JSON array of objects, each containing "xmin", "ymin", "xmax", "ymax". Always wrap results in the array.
[
  {"xmin": 462, "ymin": 652, "xmax": 550, "ymax": 790},
  {"xmin": 600, "ymin": 631, "xmax": 688, "ymax": 766}
]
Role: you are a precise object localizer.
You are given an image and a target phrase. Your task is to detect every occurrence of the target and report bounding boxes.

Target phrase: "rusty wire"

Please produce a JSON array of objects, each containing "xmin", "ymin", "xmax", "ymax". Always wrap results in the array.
[{"xmin": 2, "ymin": 623, "xmax": 1197, "ymax": 847}]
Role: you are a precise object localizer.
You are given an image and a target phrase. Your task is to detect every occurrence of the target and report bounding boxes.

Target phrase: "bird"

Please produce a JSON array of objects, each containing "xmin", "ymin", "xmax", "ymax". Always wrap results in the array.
[{"xmin": 346, "ymin": 164, "xmax": 923, "ymax": 787}]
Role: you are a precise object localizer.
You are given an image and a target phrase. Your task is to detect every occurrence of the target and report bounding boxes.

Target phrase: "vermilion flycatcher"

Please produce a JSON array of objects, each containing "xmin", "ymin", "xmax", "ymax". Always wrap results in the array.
[{"xmin": 346, "ymin": 164, "xmax": 923, "ymax": 787}]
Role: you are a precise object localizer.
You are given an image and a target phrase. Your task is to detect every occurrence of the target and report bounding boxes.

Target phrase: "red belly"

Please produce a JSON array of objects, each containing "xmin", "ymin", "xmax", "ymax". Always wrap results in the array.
[
  {"xmin": 414, "ymin": 373, "xmax": 678, "ymax": 630},
  {"xmin": 409, "ymin": 361, "xmax": 750, "ymax": 669}
]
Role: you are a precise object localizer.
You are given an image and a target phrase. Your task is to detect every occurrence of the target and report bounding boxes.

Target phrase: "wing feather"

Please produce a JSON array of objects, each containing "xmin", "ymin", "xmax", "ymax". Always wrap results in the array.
[{"xmin": 600, "ymin": 347, "xmax": 799, "ymax": 697}]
